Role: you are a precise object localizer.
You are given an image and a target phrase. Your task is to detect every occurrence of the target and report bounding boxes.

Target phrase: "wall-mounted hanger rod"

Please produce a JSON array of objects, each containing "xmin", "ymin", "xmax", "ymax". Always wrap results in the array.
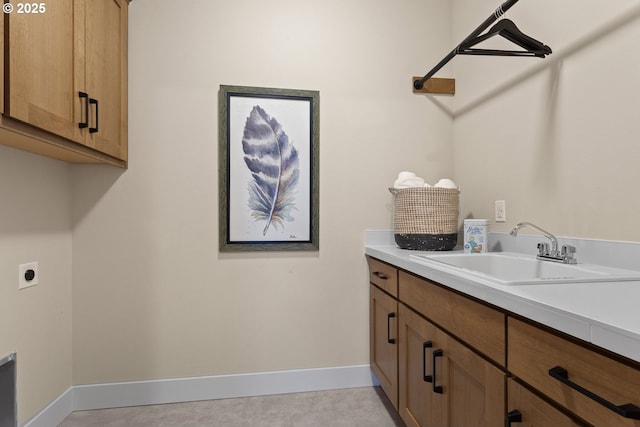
[{"xmin": 414, "ymin": 0, "xmax": 523, "ymax": 91}]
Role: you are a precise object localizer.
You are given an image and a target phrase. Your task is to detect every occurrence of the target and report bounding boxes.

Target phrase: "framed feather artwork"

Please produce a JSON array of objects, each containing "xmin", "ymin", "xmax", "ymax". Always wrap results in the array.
[{"xmin": 219, "ymin": 85, "xmax": 319, "ymax": 252}]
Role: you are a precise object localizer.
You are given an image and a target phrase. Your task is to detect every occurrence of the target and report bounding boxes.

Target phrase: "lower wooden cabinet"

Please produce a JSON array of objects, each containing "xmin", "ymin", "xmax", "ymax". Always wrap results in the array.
[
  {"xmin": 398, "ymin": 270, "xmax": 505, "ymax": 367},
  {"xmin": 368, "ymin": 256, "xmax": 640, "ymax": 426},
  {"xmin": 398, "ymin": 303, "xmax": 505, "ymax": 427},
  {"xmin": 398, "ymin": 303, "xmax": 440, "ymax": 427},
  {"xmin": 370, "ymin": 284, "xmax": 399, "ymax": 410},
  {"xmin": 507, "ymin": 378, "xmax": 587, "ymax": 426},
  {"xmin": 509, "ymin": 317, "xmax": 640, "ymax": 427},
  {"xmin": 437, "ymin": 326, "xmax": 505, "ymax": 426},
  {"xmin": 369, "ymin": 261, "xmax": 506, "ymax": 426},
  {"xmin": 368, "ymin": 257, "xmax": 398, "ymax": 297}
]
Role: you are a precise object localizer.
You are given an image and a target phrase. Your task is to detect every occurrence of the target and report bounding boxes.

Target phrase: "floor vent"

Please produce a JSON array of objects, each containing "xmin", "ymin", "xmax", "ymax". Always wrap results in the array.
[{"xmin": 0, "ymin": 353, "xmax": 16, "ymax": 427}]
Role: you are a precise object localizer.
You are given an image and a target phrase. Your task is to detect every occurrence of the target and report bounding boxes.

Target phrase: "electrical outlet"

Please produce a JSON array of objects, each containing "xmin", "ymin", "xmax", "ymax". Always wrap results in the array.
[
  {"xmin": 495, "ymin": 200, "xmax": 506, "ymax": 222},
  {"xmin": 18, "ymin": 262, "xmax": 39, "ymax": 289}
]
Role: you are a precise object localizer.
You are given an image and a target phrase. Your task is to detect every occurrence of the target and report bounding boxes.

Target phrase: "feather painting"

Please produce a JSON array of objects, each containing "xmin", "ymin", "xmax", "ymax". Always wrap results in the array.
[{"xmin": 242, "ymin": 105, "xmax": 300, "ymax": 236}]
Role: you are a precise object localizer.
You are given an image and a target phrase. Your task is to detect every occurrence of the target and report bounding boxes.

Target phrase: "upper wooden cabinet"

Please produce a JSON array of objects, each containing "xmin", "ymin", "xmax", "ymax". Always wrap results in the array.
[
  {"xmin": 82, "ymin": 0, "xmax": 128, "ymax": 159},
  {"xmin": 2, "ymin": 0, "xmax": 128, "ymax": 167},
  {"xmin": 6, "ymin": 1, "xmax": 81, "ymax": 144}
]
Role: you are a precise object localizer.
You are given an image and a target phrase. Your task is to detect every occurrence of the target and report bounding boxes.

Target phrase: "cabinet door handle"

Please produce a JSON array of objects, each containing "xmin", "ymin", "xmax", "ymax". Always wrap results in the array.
[
  {"xmin": 506, "ymin": 410, "xmax": 522, "ymax": 426},
  {"xmin": 386, "ymin": 313, "xmax": 396, "ymax": 344},
  {"xmin": 422, "ymin": 341, "xmax": 433, "ymax": 383},
  {"xmin": 549, "ymin": 366, "xmax": 640, "ymax": 420},
  {"xmin": 432, "ymin": 349, "xmax": 443, "ymax": 394},
  {"xmin": 89, "ymin": 98, "xmax": 99, "ymax": 133},
  {"xmin": 78, "ymin": 92, "xmax": 89, "ymax": 129},
  {"xmin": 373, "ymin": 272, "xmax": 388, "ymax": 280}
]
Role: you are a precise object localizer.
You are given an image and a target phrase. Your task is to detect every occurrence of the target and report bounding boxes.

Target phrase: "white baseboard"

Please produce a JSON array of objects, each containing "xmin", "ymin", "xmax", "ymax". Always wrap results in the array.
[
  {"xmin": 24, "ymin": 365, "xmax": 376, "ymax": 426},
  {"xmin": 23, "ymin": 387, "xmax": 73, "ymax": 427}
]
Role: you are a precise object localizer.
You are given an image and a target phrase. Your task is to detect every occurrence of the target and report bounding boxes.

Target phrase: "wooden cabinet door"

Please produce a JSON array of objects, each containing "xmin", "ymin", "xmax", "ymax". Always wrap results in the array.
[
  {"xmin": 507, "ymin": 379, "xmax": 588, "ymax": 427},
  {"xmin": 6, "ymin": 0, "xmax": 84, "ymax": 144},
  {"xmin": 399, "ymin": 303, "xmax": 505, "ymax": 427},
  {"xmin": 398, "ymin": 303, "xmax": 441, "ymax": 427},
  {"xmin": 370, "ymin": 285, "xmax": 398, "ymax": 409},
  {"xmin": 83, "ymin": 0, "xmax": 128, "ymax": 160},
  {"xmin": 436, "ymin": 330, "xmax": 506, "ymax": 427}
]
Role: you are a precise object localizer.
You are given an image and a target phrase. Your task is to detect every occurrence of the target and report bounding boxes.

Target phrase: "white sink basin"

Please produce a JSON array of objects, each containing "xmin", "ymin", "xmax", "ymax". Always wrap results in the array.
[{"xmin": 409, "ymin": 252, "xmax": 640, "ymax": 285}]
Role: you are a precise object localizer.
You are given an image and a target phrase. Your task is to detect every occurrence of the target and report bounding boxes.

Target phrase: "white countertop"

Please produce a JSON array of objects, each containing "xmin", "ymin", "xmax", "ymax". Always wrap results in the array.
[{"xmin": 365, "ymin": 231, "xmax": 640, "ymax": 364}]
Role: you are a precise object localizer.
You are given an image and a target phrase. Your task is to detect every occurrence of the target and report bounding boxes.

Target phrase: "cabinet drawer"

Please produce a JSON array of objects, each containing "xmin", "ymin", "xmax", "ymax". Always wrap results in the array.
[
  {"xmin": 367, "ymin": 257, "xmax": 398, "ymax": 297},
  {"xmin": 399, "ymin": 271, "xmax": 505, "ymax": 366},
  {"xmin": 508, "ymin": 317, "xmax": 640, "ymax": 427},
  {"xmin": 508, "ymin": 379, "xmax": 587, "ymax": 426}
]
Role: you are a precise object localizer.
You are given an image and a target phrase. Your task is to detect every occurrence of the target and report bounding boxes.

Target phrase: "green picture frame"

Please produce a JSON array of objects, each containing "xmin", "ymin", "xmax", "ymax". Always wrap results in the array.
[{"xmin": 219, "ymin": 85, "xmax": 320, "ymax": 252}]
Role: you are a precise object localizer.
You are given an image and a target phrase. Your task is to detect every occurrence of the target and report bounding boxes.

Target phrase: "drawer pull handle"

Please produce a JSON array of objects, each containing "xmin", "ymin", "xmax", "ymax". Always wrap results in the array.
[
  {"xmin": 78, "ymin": 92, "xmax": 89, "ymax": 129},
  {"xmin": 387, "ymin": 313, "xmax": 396, "ymax": 344},
  {"xmin": 506, "ymin": 410, "xmax": 522, "ymax": 426},
  {"xmin": 549, "ymin": 366, "xmax": 640, "ymax": 420},
  {"xmin": 89, "ymin": 98, "xmax": 99, "ymax": 133},
  {"xmin": 422, "ymin": 341, "xmax": 433, "ymax": 383},
  {"xmin": 432, "ymin": 349, "xmax": 443, "ymax": 394},
  {"xmin": 373, "ymin": 272, "xmax": 388, "ymax": 280}
]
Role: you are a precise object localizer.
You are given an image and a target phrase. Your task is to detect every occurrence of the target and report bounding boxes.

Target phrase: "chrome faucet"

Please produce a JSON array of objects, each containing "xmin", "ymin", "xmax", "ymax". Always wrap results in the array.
[{"xmin": 510, "ymin": 222, "xmax": 577, "ymax": 264}]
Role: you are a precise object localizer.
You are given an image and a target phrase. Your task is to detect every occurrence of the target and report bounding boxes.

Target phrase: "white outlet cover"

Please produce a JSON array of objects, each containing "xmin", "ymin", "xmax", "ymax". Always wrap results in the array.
[
  {"xmin": 18, "ymin": 262, "xmax": 39, "ymax": 289},
  {"xmin": 495, "ymin": 200, "xmax": 506, "ymax": 222}
]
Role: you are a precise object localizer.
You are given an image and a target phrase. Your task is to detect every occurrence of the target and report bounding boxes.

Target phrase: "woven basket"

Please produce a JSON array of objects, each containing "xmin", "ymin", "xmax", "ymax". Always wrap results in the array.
[{"xmin": 389, "ymin": 187, "xmax": 459, "ymax": 251}]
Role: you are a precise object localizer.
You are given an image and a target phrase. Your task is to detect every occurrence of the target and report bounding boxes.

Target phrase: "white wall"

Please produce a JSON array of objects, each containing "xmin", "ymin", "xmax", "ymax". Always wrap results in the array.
[
  {"xmin": 451, "ymin": 0, "xmax": 640, "ymax": 241},
  {"xmin": 71, "ymin": 0, "xmax": 453, "ymax": 385},
  {"xmin": 0, "ymin": 146, "xmax": 72, "ymax": 425}
]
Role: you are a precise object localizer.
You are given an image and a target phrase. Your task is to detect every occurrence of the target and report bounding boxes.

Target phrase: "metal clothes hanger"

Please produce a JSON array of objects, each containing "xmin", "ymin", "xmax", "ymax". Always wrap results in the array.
[
  {"xmin": 458, "ymin": 18, "xmax": 552, "ymax": 58},
  {"xmin": 413, "ymin": 0, "xmax": 552, "ymax": 91}
]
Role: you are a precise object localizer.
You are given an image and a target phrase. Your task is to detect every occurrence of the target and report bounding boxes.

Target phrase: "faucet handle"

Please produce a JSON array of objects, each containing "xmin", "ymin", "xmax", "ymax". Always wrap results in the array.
[
  {"xmin": 561, "ymin": 245, "xmax": 578, "ymax": 264},
  {"xmin": 561, "ymin": 245, "xmax": 576, "ymax": 258},
  {"xmin": 537, "ymin": 242, "xmax": 550, "ymax": 256}
]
